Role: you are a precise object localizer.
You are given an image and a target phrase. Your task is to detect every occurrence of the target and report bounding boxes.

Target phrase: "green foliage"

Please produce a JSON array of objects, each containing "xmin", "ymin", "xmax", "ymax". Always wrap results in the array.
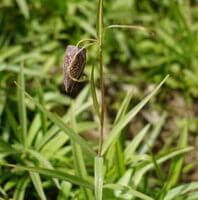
[{"xmin": 0, "ymin": 0, "xmax": 197, "ymax": 199}]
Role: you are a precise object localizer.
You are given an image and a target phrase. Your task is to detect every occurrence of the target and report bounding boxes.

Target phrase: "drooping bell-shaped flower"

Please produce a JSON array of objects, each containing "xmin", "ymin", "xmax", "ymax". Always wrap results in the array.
[{"xmin": 63, "ymin": 45, "xmax": 86, "ymax": 93}]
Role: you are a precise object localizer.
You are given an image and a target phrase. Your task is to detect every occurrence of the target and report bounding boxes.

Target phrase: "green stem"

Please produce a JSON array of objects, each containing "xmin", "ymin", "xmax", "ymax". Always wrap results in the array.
[{"xmin": 98, "ymin": 0, "xmax": 104, "ymax": 157}]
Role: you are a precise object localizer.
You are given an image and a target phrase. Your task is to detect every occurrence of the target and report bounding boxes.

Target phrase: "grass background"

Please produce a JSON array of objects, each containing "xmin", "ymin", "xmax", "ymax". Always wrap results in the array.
[{"xmin": 0, "ymin": 0, "xmax": 198, "ymax": 199}]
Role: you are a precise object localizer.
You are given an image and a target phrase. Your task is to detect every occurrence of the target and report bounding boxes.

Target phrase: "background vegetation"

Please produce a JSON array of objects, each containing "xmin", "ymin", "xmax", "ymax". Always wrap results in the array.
[{"xmin": 0, "ymin": 0, "xmax": 197, "ymax": 199}]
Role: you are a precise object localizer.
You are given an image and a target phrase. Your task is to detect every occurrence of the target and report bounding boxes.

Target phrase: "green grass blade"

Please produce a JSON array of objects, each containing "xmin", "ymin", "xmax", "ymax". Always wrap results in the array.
[
  {"xmin": 115, "ymin": 169, "xmax": 133, "ymax": 198},
  {"xmin": 16, "ymin": 84, "xmax": 96, "ymax": 157},
  {"xmin": 113, "ymin": 89, "xmax": 133, "ymax": 177},
  {"xmin": 13, "ymin": 176, "xmax": 30, "ymax": 200},
  {"xmin": 104, "ymin": 184, "xmax": 154, "ymax": 200},
  {"xmin": 95, "ymin": 156, "xmax": 103, "ymax": 200},
  {"xmin": 149, "ymin": 148, "xmax": 164, "ymax": 186},
  {"xmin": 114, "ymin": 89, "xmax": 133, "ymax": 124},
  {"xmin": 139, "ymin": 112, "xmax": 167, "ymax": 154},
  {"xmin": 35, "ymin": 79, "xmax": 47, "ymax": 136},
  {"xmin": 124, "ymin": 124, "xmax": 151, "ymax": 162},
  {"xmin": 114, "ymin": 141, "xmax": 126, "ymax": 177},
  {"xmin": 36, "ymin": 101, "xmax": 92, "ymax": 151},
  {"xmin": 27, "ymin": 114, "xmax": 41, "ymax": 147},
  {"xmin": 90, "ymin": 65, "xmax": 100, "ymax": 118},
  {"xmin": 164, "ymin": 182, "xmax": 198, "ymax": 200},
  {"xmin": 0, "ymin": 138, "xmax": 16, "ymax": 153},
  {"xmin": 107, "ymin": 89, "xmax": 133, "ymax": 177},
  {"xmin": 0, "ymin": 186, "xmax": 8, "ymax": 199},
  {"xmin": 3, "ymin": 164, "xmax": 94, "ymax": 189},
  {"xmin": 133, "ymin": 146, "xmax": 193, "ymax": 186},
  {"xmin": 166, "ymin": 119, "xmax": 188, "ymax": 189},
  {"xmin": 27, "ymin": 149, "xmax": 60, "ymax": 189},
  {"xmin": 16, "ymin": 0, "xmax": 29, "ymax": 19},
  {"xmin": 0, "ymin": 64, "xmax": 46, "ymax": 77},
  {"xmin": 17, "ymin": 64, "xmax": 27, "ymax": 149},
  {"xmin": 5, "ymin": 106, "xmax": 20, "ymax": 140},
  {"xmin": 0, "ymin": 91, "xmax": 6, "ymax": 120},
  {"xmin": 102, "ymin": 75, "xmax": 169, "ymax": 155},
  {"xmin": 71, "ymin": 103, "xmax": 93, "ymax": 200},
  {"xmin": 29, "ymin": 172, "xmax": 47, "ymax": 200},
  {"xmin": 184, "ymin": 191, "xmax": 198, "ymax": 200},
  {"xmin": 40, "ymin": 132, "xmax": 69, "ymax": 158},
  {"xmin": 57, "ymin": 182, "xmax": 71, "ymax": 200},
  {"xmin": 36, "ymin": 86, "xmax": 91, "ymax": 150}
]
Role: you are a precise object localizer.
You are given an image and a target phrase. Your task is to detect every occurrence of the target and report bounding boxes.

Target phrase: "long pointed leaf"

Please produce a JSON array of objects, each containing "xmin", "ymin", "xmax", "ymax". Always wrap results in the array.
[
  {"xmin": 3, "ymin": 164, "xmax": 94, "ymax": 189},
  {"xmin": 95, "ymin": 157, "xmax": 103, "ymax": 200},
  {"xmin": 17, "ymin": 64, "xmax": 27, "ymax": 149},
  {"xmin": 16, "ymin": 84, "xmax": 96, "ymax": 157},
  {"xmin": 29, "ymin": 172, "xmax": 47, "ymax": 200},
  {"xmin": 104, "ymin": 184, "xmax": 154, "ymax": 200},
  {"xmin": 102, "ymin": 75, "xmax": 169, "ymax": 155}
]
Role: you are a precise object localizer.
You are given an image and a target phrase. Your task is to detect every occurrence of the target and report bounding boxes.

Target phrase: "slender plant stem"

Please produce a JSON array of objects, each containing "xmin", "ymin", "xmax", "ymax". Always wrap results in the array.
[
  {"xmin": 98, "ymin": 42, "xmax": 104, "ymax": 157},
  {"xmin": 98, "ymin": 0, "xmax": 104, "ymax": 157}
]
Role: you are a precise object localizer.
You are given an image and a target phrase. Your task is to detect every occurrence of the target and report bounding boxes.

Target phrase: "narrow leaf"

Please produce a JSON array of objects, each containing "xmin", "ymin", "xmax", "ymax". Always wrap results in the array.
[
  {"xmin": 166, "ymin": 119, "xmax": 188, "ymax": 189},
  {"xmin": 71, "ymin": 103, "xmax": 93, "ymax": 199},
  {"xmin": 102, "ymin": 75, "xmax": 169, "ymax": 155},
  {"xmin": 3, "ymin": 164, "xmax": 94, "ymax": 189},
  {"xmin": 17, "ymin": 64, "xmax": 27, "ymax": 149},
  {"xmin": 16, "ymin": 84, "xmax": 96, "ymax": 157},
  {"xmin": 124, "ymin": 124, "xmax": 151, "ymax": 162},
  {"xmin": 13, "ymin": 176, "xmax": 30, "ymax": 200},
  {"xmin": 95, "ymin": 157, "xmax": 103, "ymax": 200},
  {"xmin": 27, "ymin": 149, "xmax": 60, "ymax": 188},
  {"xmin": 139, "ymin": 112, "xmax": 167, "ymax": 154},
  {"xmin": 104, "ymin": 184, "xmax": 154, "ymax": 200},
  {"xmin": 133, "ymin": 147, "xmax": 193, "ymax": 186},
  {"xmin": 29, "ymin": 172, "xmax": 47, "ymax": 200},
  {"xmin": 164, "ymin": 182, "xmax": 198, "ymax": 200}
]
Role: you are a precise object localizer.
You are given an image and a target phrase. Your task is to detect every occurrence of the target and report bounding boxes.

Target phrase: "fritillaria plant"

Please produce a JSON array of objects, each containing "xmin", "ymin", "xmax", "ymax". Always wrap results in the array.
[
  {"xmin": 63, "ymin": 0, "xmax": 153, "ymax": 157},
  {"xmin": 63, "ymin": 0, "xmax": 153, "ymax": 199}
]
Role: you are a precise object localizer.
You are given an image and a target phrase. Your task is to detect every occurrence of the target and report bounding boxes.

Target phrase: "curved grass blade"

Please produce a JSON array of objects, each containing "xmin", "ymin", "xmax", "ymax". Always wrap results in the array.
[
  {"xmin": 124, "ymin": 124, "xmax": 151, "ymax": 162},
  {"xmin": 114, "ymin": 89, "xmax": 133, "ymax": 125},
  {"xmin": 104, "ymin": 184, "xmax": 154, "ymax": 200},
  {"xmin": 17, "ymin": 64, "xmax": 27, "ymax": 149},
  {"xmin": 0, "ymin": 138, "xmax": 16, "ymax": 153},
  {"xmin": 106, "ymin": 25, "xmax": 154, "ymax": 36},
  {"xmin": 13, "ymin": 176, "xmax": 30, "ymax": 200},
  {"xmin": 36, "ymin": 87, "xmax": 92, "ymax": 151},
  {"xmin": 3, "ymin": 164, "xmax": 94, "ymax": 189},
  {"xmin": 102, "ymin": 75, "xmax": 169, "ymax": 155},
  {"xmin": 16, "ymin": 84, "xmax": 96, "ymax": 157},
  {"xmin": 16, "ymin": 0, "xmax": 29, "ymax": 19},
  {"xmin": 164, "ymin": 182, "xmax": 198, "ymax": 200},
  {"xmin": 27, "ymin": 149, "xmax": 60, "ymax": 189},
  {"xmin": 139, "ymin": 112, "xmax": 167, "ymax": 154},
  {"xmin": 29, "ymin": 172, "xmax": 47, "ymax": 200},
  {"xmin": 0, "ymin": 64, "xmax": 46, "ymax": 77},
  {"xmin": 133, "ymin": 146, "xmax": 193, "ymax": 186}
]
